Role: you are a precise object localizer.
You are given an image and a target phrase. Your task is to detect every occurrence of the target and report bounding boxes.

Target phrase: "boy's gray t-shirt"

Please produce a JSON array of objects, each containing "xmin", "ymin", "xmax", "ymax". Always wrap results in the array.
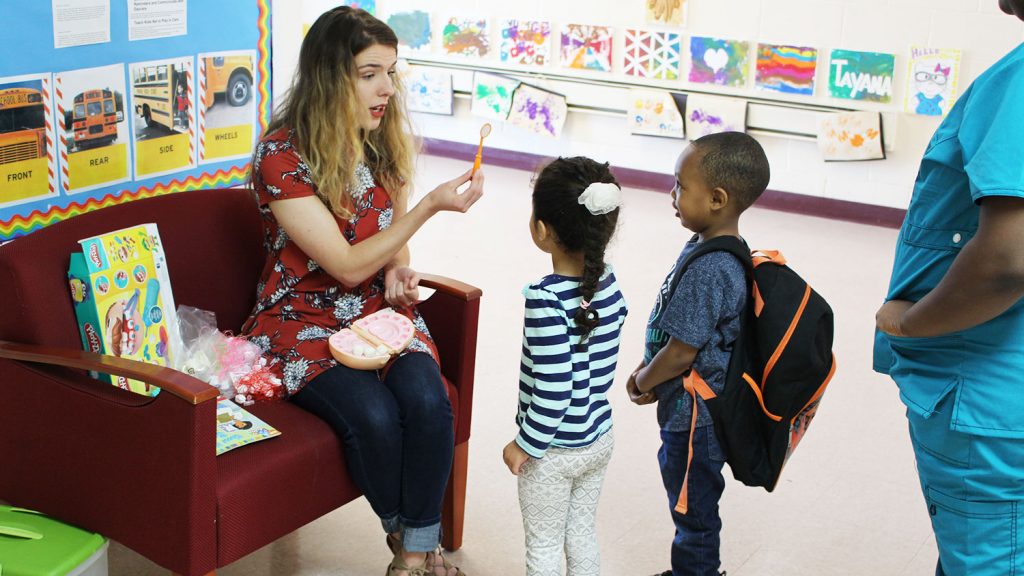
[{"xmin": 644, "ymin": 238, "xmax": 747, "ymax": 432}]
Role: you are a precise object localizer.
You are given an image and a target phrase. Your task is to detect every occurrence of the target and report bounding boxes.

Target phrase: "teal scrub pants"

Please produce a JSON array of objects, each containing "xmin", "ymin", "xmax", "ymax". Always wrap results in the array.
[{"xmin": 908, "ymin": 395, "xmax": 1024, "ymax": 576}]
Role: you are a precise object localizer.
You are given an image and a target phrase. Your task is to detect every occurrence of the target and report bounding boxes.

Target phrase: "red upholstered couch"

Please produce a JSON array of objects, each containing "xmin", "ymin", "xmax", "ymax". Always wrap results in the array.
[{"xmin": 0, "ymin": 188, "xmax": 480, "ymax": 575}]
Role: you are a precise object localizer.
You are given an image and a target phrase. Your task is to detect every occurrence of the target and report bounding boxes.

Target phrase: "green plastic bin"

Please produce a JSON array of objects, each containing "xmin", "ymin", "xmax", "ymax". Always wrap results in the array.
[{"xmin": 0, "ymin": 506, "xmax": 107, "ymax": 576}]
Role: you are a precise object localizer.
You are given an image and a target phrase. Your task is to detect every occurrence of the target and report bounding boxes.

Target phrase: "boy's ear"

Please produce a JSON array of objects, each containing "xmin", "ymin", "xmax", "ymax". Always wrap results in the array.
[{"xmin": 710, "ymin": 187, "xmax": 730, "ymax": 210}]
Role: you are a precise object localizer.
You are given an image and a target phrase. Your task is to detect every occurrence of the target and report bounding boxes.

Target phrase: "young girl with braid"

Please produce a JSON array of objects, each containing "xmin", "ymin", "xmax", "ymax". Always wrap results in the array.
[{"xmin": 502, "ymin": 157, "xmax": 629, "ymax": 576}]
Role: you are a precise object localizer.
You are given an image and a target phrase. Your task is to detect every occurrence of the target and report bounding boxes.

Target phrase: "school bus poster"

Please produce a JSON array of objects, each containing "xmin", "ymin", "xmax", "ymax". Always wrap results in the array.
[
  {"xmin": 198, "ymin": 50, "xmax": 257, "ymax": 163},
  {"xmin": 54, "ymin": 64, "xmax": 132, "ymax": 196},
  {"xmin": 129, "ymin": 56, "xmax": 196, "ymax": 179},
  {"xmin": 0, "ymin": 73, "xmax": 58, "ymax": 208}
]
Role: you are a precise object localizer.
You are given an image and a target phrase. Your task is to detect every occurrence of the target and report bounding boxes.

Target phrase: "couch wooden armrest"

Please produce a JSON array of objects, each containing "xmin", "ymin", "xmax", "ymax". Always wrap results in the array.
[{"xmin": 0, "ymin": 340, "xmax": 219, "ymax": 405}]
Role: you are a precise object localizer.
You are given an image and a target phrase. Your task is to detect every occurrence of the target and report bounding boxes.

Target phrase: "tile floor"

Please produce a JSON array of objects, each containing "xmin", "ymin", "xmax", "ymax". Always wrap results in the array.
[{"xmin": 107, "ymin": 154, "xmax": 935, "ymax": 575}]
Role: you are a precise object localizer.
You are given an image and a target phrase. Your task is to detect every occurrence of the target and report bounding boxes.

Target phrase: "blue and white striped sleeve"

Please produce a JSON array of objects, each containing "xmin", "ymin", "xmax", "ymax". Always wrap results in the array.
[{"xmin": 515, "ymin": 285, "xmax": 573, "ymax": 459}]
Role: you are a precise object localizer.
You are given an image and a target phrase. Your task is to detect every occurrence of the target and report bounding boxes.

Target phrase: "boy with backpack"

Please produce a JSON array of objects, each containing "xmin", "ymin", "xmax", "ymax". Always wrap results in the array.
[{"xmin": 627, "ymin": 131, "xmax": 769, "ymax": 576}]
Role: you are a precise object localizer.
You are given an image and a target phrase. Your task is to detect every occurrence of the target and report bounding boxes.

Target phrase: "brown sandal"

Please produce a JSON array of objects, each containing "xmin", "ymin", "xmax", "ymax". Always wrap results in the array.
[
  {"xmin": 386, "ymin": 553, "xmax": 430, "ymax": 576},
  {"xmin": 425, "ymin": 548, "xmax": 465, "ymax": 576},
  {"xmin": 385, "ymin": 534, "xmax": 465, "ymax": 575}
]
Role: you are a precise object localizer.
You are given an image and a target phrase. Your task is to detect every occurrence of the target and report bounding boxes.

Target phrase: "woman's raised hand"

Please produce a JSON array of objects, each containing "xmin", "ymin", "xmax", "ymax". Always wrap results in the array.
[{"xmin": 424, "ymin": 168, "xmax": 485, "ymax": 214}]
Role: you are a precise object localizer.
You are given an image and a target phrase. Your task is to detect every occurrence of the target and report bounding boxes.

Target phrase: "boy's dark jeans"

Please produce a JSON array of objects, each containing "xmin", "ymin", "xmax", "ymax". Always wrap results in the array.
[{"xmin": 659, "ymin": 426, "xmax": 727, "ymax": 576}]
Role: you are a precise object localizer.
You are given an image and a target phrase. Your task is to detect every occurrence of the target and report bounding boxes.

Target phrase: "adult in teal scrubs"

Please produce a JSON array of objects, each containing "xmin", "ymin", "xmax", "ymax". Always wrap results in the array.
[{"xmin": 875, "ymin": 2, "xmax": 1024, "ymax": 574}]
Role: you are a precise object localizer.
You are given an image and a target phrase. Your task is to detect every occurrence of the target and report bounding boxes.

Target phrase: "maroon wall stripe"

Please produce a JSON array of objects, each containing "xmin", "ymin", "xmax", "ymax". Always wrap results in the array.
[{"xmin": 422, "ymin": 138, "xmax": 906, "ymax": 230}]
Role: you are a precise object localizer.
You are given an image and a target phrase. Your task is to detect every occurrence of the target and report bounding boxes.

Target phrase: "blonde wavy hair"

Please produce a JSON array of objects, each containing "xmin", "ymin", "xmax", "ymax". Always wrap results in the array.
[{"xmin": 258, "ymin": 6, "xmax": 416, "ymax": 218}]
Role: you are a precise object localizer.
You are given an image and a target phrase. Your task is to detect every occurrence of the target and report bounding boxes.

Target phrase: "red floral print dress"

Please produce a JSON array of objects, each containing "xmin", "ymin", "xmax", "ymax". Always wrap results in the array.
[{"xmin": 240, "ymin": 128, "xmax": 439, "ymax": 397}]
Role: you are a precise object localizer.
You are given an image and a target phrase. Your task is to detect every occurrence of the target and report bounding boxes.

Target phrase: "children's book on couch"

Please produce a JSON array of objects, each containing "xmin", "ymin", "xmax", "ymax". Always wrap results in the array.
[{"xmin": 216, "ymin": 398, "xmax": 281, "ymax": 456}]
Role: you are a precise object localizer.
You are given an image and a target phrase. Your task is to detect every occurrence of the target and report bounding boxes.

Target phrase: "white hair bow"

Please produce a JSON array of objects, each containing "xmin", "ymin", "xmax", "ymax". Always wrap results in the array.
[{"xmin": 577, "ymin": 182, "xmax": 622, "ymax": 215}]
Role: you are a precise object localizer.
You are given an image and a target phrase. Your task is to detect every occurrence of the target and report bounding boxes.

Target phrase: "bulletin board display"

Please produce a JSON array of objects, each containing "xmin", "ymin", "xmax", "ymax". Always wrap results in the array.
[{"xmin": 0, "ymin": 1, "xmax": 272, "ymax": 240}]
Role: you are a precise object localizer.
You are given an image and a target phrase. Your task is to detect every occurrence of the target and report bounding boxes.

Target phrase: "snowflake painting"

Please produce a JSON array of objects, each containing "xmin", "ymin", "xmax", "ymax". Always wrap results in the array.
[{"xmin": 624, "ymin": 29, "xmax": 681, "ymax": 80}]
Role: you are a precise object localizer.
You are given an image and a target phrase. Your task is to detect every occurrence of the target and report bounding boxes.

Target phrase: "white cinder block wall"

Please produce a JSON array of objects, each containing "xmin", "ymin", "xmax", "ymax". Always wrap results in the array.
[{"xmin": 273, "ymin": 1, "xmax": 1024, "ymax": 210}]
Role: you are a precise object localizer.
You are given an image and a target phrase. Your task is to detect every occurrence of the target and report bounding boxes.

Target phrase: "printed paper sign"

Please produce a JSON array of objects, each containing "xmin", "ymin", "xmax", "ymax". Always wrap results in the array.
[
  {"xmin": 198, "ymin": 51, "xmax": 257, "ymax": 164},
  {"xmin": 0, "ymin": 74, "xmax": 59, "ymax": 208},
  {"xmin": 54, "ymin": 65, "xmax": 132, "ymax": 196},
  {"xmin": 129, "ymin": 57, "xmax": 196, "ymax": 179}
]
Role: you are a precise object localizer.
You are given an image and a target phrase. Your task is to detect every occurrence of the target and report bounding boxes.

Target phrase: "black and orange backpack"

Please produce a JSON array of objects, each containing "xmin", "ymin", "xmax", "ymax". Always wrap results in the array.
[{"xmin": 670, "ymin": 235, "xmax": 836, "ymax": 513}]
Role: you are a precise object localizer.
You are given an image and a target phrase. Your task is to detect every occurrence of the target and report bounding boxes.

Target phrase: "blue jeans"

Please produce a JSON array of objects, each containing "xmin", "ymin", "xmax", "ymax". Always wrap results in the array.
[
  {"xmin": 907, "ymin": 395, "xmax": 1024, "ymax": 576},
  {"xmin": 291, "ymin": 352, "xmax": 454, "ymax": 553},
  {"xmin": 658, "ymin": 426, "xmax": 727, "ymax": 576}
]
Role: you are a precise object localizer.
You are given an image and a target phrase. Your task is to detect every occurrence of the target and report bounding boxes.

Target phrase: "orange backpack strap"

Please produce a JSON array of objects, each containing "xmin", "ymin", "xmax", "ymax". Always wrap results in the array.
[
  {"xmin": 750, "ymin": 250, "xmax": 784, "ymax": 317},
  {"xmin": 676, "ymin": 370, "xmax": 717, "ymax": 515}
]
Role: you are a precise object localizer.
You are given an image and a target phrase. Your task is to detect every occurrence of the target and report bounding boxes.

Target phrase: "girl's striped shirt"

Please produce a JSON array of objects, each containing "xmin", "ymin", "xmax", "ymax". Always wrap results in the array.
[{"xmin": 515, "ymin": 266, "xmax": 628, "ymax": 458}]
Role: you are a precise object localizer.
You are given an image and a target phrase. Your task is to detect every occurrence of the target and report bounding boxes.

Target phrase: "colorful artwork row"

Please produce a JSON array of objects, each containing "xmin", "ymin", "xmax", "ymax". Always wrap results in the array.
[
  {"xmin": 382, "ymin": 10, "xmax": 961, "ymax": 116},
  {"xmin": 0, "ymin": 53, "xmax": 258, "ymax": 211},
  {"xmin": 626, "ymin": 87, "xmax": 886, "ymax": 162},
  {"xmin": 404, "ymin": 66, "xmax": 885, "ymax": 162},
  {"xmin": 626, "ymin": 89, "xmax": 746, "ymax": 139},
  {"xmin": 405, "ymin": 68, "xmax": 569, "ymax": 139}
]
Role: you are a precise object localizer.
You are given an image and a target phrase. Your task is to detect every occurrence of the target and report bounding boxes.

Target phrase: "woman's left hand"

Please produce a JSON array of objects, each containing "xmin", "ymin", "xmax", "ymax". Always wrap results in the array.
[
  {"xmin": 384, "ymin": 266, "xmax": 420, "ymax": 308},
  {"xmin": 876, "ymin": 299, "xmax": 914, "ymax": 336}
]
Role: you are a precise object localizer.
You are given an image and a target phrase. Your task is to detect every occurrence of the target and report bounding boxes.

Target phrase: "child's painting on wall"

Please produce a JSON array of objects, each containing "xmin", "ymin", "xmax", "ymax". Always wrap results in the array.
[
  {"xmin": 404, "ymin": 65, "xmax": 454, "ymax": 116},
  {"xmin": 624, "ymin": 29, "xmax": 682, "ymax": 80},
  {"xmin": 442, "ymin": 17, "xmax": 489, "ymax": 57},
  {"xmin": 684, "ymin": 94, "xmax": 747, "ymax": 138},
  {"xmin": 501, "ymin": 20, "xmax": 551, "ymax": 66},
  {"xmin": 755, "ymin": 43, "xmax": 818, "ymax": 96},
  {"xmin": 627, "ymin": 88, "xmax": 685, "ymax": 139},
  {"xmin": 645, "ymin": 0, "xmax": 687, "ymax": 26},
  {"xmin": 905, "ymin": 47, "xmax": 961, "ymax": 117},
  {"xmin": 828, "ymin": 49, "xmax": 896, "ymax": 103},
  {"xmin": 816, "ymin": 111, "xmax": 886, "ymax": 162},
  {"xmin": 507, "ymin": 83, "xmax": 568, "ymax": 138},
  {"xmin": 561, "ymin": 24, "xmax": 614, "ymax": 72},
  {"xmin": 387, "ymin": 10, "xmax": 432, "ymax": 55},
  {"xmin": 471, "ymin": 72, "xmax": 519, "ymax": 121},
  {"xmin": 689, "ymin": 36, "xmax": 751, "ymax": 88}
]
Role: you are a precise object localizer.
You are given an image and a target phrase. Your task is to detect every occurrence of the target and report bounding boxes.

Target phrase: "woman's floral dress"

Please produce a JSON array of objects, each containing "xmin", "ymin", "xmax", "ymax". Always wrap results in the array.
[{"xmin": 240, "ymin": 128, "xmax": 439, "ymax": 397}]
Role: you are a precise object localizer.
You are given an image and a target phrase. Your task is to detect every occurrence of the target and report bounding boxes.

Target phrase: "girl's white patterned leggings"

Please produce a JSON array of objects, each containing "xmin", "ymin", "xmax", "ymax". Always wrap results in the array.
[{"xmin": 517, "ymin": 431, "xmax": 615, "ymax": 576}]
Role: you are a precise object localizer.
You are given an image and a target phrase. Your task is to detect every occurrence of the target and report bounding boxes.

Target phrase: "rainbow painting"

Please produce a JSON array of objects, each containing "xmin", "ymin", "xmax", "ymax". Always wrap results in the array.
[
  {"xmin": 689, "ymin": 37, "xmax": 750, "ymax": 87},
  {"xmin": 755, "ymin": 43, "xmax": 818, "ymax": 96},
  {"xmin": 560, "ymin": 24, "xmax": 613, "ymax": 72},
  {"xmin": 442, "ymin": 18, "xmax": 489, "ymax": 58},
  {"xmin": 500, "ymin": 20, "xmax": 551, "ymax": 66}
]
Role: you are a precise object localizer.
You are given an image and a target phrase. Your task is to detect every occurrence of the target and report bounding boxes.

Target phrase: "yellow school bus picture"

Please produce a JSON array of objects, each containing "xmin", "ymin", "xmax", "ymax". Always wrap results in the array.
[
  {"xmin": 132, "ymin": 63, "xmax": 189, "ymax": 134},
  {"xmin": 203, "ymin": 56, "xmax": 253, "ymax": 108},
  {"xmin": 71, "ymin": 89, "xmax": 124, "ymax": 151},
  {"xmin": 0, "ymin": 86, "xmax": 47, "ymax": 166}
]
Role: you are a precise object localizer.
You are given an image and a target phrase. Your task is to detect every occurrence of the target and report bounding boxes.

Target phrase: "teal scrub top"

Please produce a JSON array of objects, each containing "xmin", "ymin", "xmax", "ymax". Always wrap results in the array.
[{"xmin": 874, "ymin": 43, "xmax": 1024, "ymax": 438}]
